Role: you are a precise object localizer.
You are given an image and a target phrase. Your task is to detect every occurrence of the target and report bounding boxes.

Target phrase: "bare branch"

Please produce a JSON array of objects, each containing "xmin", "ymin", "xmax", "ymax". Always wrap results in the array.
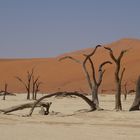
[
  {"xmin": 120, "ymin": 68, "xmax": 125, "ymax": 84},
  {"xmin": 33, "ymin": 76, "xmax": 39, "ymax": 85},
  {"xmin": 15, "ymin": 76, "xmax": 28, "ymax": 90},
  {"xmin": 84, "ymin": 56, "xmax": 97, "ymax": 85},
  {"xmin": 82, "ymin": 62, "xmax": 93, "ymax": 90},
  {"xmin": 86, "ymin": 45, "xmax": 101, "ymax": 57},
  {"xmin": 35, "ymin": 81, "xmax": 42, "ymax": 92},
  {"xmin": 96, "ymin": 61, "xmax": 112, "ymax": 86},
  {"xmin": 97, "ymin": 70, "xmax": 105, "ymax": 86},
  {"xmin": 104, "ymin": 47, "xmax": 117, "ymax": 63},
  {"xmin": 59, "ymin": 55, "xmax": 93, "ymax": 91},
  {"xmin": 98, "ymin": 61, "xmax": 112, "ymax": 71},
  {"xmin": 84, "ymin": 45, "xmax": 101, "ymax": 64},
  {"xmin": 118, "ymin": 50, "xmax": 127, "ymax": 62},
  {"xmin": 59, "ymin": 56, "xmax": 82, "ymax": 64},
  {"xmin": 27, "ymin": 68, "xmax": 34, "ymax": 82},
  {"xmin": 82, "ymin": 45, "xmax": 101, "ymax": 86}
]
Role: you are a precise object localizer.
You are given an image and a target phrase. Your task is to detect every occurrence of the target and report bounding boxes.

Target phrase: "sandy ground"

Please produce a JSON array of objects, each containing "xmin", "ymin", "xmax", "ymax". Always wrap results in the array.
[{"xmin": 0, "ymin": 93, "xmax": 140, "ymax": 140}]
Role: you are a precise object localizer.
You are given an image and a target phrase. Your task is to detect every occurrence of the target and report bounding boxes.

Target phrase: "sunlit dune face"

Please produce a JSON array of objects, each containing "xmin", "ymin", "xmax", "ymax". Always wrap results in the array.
[{"xmin": 0, "ymin": 38, "xmax": 140, "ymax": 94}]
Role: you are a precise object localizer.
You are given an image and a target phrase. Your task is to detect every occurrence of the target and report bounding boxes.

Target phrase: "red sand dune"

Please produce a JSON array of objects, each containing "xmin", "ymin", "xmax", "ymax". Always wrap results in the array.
[{"xmin": 0, "ymin": 38, "xmax": 140, "ymax": 94}]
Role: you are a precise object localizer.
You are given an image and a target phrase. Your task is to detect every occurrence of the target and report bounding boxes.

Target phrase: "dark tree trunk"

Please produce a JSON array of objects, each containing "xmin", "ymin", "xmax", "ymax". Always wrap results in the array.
[
  {"xmin": 129, "ymin": 76, "xmax": 140, "ymax": 111},
  {"xmin": 32, "ymin": 85, "xmax": 35, "ymax": 100},
  {"xmin": 115, "ymin": 83, "xmax": 122, "ymax": 111},
  {"xmin": 114, "ymin": 64, "xmax": 122, "ymax": 111},
  {"xmin": 27, "ymin": 89, "xmax": 30, "ymax": 100},
  {"xmin": 124, "ymin": 83, "xmax": 128, "ymax": 100},
  {"xmin": 34, "ymin": 91, "xmax": 37, "ymax": 100},
  {"xmin": 92, "ymin": 86, "xmax": 99, "ymax": 109},
  {"xmin": 3, "ymin": 84, "xmax": 8, "ymax": 100}
]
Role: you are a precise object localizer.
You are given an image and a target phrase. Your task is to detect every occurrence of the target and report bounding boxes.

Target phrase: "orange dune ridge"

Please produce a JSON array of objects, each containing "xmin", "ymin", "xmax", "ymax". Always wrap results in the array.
[{"xmin": 0, "ymin": 38, "xmax": 140, "ymax": 94}]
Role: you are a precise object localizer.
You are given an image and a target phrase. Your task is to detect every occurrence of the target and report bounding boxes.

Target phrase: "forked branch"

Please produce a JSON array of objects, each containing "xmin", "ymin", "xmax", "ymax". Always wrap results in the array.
[{"xmin": 97, "ymin": 61, "xmax": 112, "ymax": 86}]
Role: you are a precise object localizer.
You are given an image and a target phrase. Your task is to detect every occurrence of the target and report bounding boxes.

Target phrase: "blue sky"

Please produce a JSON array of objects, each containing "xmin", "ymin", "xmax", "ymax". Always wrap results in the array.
[{"xmin": 0, "ymin": 0, "xmax": 140, "ymax": 58}]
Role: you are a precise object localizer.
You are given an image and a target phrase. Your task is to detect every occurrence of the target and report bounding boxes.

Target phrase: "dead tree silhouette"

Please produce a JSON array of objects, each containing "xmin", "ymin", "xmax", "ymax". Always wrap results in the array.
[
  {"xmin": 0, "ymin": 83, "xmax": 15, "ymax": 100},
  {"xmin": 3, "ymin": 83, "xmax": 7, "ymax": 100},
  {"xmin": 129, "ymin": 76, "xmax": 140, "ymax": 111},
  {"xmin": 123, "ymin": 82, "xmax": 128, "ymax": 100},
  {"xmin": 104, "ymin": 47, "xmax": 127, "ymax": 111},
  {"xmin": 32, "ymin": 76, "xmax": 42, "ymax": 100},
  {"xmin": 16, "ymin": 68, "xmax": 41, "ymax": 100},
  {"xmin": 59, "ymin": 45, "xmax": 112, "ymax": 109}
]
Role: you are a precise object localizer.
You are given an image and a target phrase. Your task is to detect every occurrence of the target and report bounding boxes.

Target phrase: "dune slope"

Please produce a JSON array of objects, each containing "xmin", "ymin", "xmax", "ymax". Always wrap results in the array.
[{"xmin": 0, "ymin": 38, "xmax": 140, "ymax": 93}]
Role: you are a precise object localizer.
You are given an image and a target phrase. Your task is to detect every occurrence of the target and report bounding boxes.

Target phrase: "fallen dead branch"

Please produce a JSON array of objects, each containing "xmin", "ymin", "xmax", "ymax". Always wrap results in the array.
[
  {"xmin": 28, "ymin": 91, "xmax": 96, "ymax": 117},
  {"xmin": 0, "ymin": 101, "xmax": 52, "ymax": 115}
]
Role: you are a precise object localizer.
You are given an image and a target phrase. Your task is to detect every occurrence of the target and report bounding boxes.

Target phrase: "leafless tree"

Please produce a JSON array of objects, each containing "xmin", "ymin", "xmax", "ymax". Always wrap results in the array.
[
  {"xmin": 3, "ymin": 83, "xmax": 8, "ymax": 100},
  {"xmin": 59, "ymin": 45, "xmax": 112, "ymax": 110},
  {"xmin": 16, "ymin": 68, "xmax": 42, "ymax": 100},
  {"xmin": 16, "ymin": 69, "xmax": 34, "ymax": 100},
  {"xmin": 104, "ymin": 47, "xmax": 127, "ymax": 111},
  {"xmin": 129, "ymin": 76, "xmax": 140, "ymax": 111},
  {"xmin": 123, "ymin": 82, "xmax": 128, "ymax": 100},
  {"xmin": 32, "ymin": 75, "xmax": 42, "ymax": 100},
  {"xmin": 34, "ymin": 81, "xmax": 42, "ymax": 100},
  {"xmin": 0, "ymin": 83, "xmax": 15, "ymax": 100}
]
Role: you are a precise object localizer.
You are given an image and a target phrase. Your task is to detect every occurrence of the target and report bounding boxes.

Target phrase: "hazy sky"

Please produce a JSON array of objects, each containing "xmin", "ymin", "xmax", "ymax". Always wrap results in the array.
[{"xmin": 0, "ymin": 0, "xmax": 140, "ymax": 58}]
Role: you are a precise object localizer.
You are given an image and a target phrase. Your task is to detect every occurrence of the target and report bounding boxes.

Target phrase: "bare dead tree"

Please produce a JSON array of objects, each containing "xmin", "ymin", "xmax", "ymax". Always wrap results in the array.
[
  {"xmin": 0, "ymin": 83, "xmax": 15, "ymax": 100},
  {"xmin": 59, "ymin": 45, "xmax": 112, "ymax": 109},
  {"xmin": 28, "ymin": 91, "xmax": 96, "ymax": 116},
  {"xmin": 16, "ymin": 68, "xmax": 34, "ymax": 100},
  {"xmin": 34, "ymin": 81, "xmax": 42, "ymax": 100},
  {"xmin": 3, "ymin": 83, "xmax": 7, "ymax": 100},
  {"xmin": 84, "ymin": 55, "xmax": 112, "ymax": 109},
  {"xmin": 123, "ymin": 82, "xmax": 128, "ymax": 100},
  {"xmin": 104, "ymin": 47, "xmax": 127, "ymax": 111},
  {"xmin": 32, "ymin": 76, "xmax": 41, "ymax": 100},
  {"xmin": 16, "ymin": 68, "xmax": 42, "ymax": 100},
  {"xmin": 129, "ymin": 76, "xmax": 140, "ymax": 111}
]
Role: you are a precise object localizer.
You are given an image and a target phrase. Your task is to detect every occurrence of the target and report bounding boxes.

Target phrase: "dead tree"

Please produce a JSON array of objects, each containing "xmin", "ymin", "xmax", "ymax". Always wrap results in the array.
[
  {"xmin": 34, "ymin": 81, "xmax": 42, "ymax": 100},
  {"xmin": 16, "ymin": 69, "xmax": 34, "ymax": 100},
  {"xmin": 16, "ymin": 68, "xmax": 42, "ymax": 100},
  {"xmin": 28, "ymin": 91, "xmax": 96, "ymax": 116},
  {"xmin": 129, "ymin": 76, "xmax": 140, "ymax": 111},
  {"xmin": 59, "ymin": 45, "xmax": 112, "ymax": 109},
  {"xmin": 0, "ymin": 101, "xmax": 51, "ymax": 115},
  {"xmin": 123, "ymin": 82, "xmax": 128, "ymax": 100},
  {"xmin": 32, "ymin": 76, "xmax": 41, "ymax": 100},
  {"xmin": 3, "ymin": 83, "xmax": 8, "ymax": 100},
  {"xmin": 0, "ymin": 83, "xmax": 15, "ymax": 100},
  {"xmin": 104, "ymin": 47, "xmax": 127, "ymax": 111}
]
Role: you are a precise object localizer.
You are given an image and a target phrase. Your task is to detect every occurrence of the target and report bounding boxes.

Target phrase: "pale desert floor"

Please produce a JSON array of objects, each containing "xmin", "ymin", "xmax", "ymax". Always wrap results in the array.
[{"xmin": 0, "ymin": 93, "xmax": 140, "ymax": 140}]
